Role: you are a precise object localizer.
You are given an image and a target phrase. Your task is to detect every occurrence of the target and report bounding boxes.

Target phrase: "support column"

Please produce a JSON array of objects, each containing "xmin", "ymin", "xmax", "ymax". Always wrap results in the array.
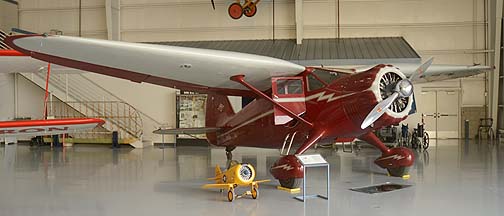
[
  {"xmin": 106, "ymin": 0, "xmax": 121, "ymax": 41},
  {"xmin": 491, "ymin": 0, "xmax": 503, "ymax": 131},
  {"xmin": 295, "ymin": 0, "xmax": 303, "ymax": 44},
  {"xmin": 14, "ymin": 73, "xmax": 18, "ymax": 118}
]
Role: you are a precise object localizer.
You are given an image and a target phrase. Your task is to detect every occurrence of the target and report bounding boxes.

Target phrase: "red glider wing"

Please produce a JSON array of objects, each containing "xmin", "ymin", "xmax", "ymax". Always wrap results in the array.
[{"xmin": 0, "ymin": 118, "xmax": 105, "ymax": 137}]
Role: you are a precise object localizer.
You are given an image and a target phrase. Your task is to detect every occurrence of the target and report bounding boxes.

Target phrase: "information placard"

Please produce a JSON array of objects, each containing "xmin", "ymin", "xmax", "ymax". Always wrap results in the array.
[{"xmin": 295, "ymin": 154, "xmax": 327, "ymax": 166}]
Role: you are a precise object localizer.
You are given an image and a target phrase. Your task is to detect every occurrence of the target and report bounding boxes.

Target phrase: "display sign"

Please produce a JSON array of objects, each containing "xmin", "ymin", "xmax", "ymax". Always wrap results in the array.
[{"xmin": 295, "ymin": 154, "xmax": 327, "ymax": 165}]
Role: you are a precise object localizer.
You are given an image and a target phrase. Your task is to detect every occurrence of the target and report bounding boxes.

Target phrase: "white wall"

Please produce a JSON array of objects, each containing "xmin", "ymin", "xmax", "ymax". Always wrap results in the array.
[
  {"xmin": 16, "ymin": 74, "xmax": 45, "ymax": 120},
  {"xmin": 0, "ymin": 74, "xmax": 15, "ymax": 121},
  {"xmin": 18, "ymin": 0, "xmax": 107, "ymax": 38},
  {"xmin": 0, "ymin": 73, "xmax": 46, "ymax": 120},
  {"xmin": 0, "ymin": 1, "xmax": 18, "ymax": 32}
]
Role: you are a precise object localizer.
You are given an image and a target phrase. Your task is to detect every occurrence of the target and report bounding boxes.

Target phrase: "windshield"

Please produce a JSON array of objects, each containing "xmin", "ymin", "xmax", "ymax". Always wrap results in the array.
[{"xmin": 311, "ymin": 68, "xmax": 340, "ymax": 84}]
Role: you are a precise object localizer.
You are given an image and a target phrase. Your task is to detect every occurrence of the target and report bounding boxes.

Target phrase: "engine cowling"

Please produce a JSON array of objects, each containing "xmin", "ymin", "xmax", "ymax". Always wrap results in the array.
[{"xmin": 370, "ymin": 65, "xmax": 414, "ymax": 121}]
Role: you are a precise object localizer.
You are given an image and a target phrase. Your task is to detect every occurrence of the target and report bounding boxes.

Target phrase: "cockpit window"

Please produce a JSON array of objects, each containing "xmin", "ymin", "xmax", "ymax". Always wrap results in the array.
[
  {"xmin": 312, "ymin": 68, "xmax": 340, "ymax": 84},
  {"xmin": 276, "ymin": 79, "xmax": 303, "ymax": 95},
  {"xmin": 307, "ymin": 74, "xmax": 325, "ymax": 91}
]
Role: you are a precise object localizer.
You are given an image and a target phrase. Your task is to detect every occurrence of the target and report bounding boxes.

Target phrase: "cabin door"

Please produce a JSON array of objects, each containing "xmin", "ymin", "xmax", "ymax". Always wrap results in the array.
[{"xmin": 271, "ymin": 77, "xmax": 306, "ymax": 125}]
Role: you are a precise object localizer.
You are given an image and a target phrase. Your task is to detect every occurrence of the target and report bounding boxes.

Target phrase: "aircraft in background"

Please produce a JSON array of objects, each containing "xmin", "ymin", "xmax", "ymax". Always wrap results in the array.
[
  {"xmin": 4, "ymin": 34, "xmax": 491, "ymax": 188},
  {"xmin": 0, "ymin": 118, "xmax": 105, "ymax": 144}
]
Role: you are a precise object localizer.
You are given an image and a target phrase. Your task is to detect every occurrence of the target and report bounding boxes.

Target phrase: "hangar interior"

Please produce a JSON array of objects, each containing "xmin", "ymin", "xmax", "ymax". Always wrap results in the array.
[{"xmin": 0, "ymin": 0, "xmax": 503, "ymax": 215}]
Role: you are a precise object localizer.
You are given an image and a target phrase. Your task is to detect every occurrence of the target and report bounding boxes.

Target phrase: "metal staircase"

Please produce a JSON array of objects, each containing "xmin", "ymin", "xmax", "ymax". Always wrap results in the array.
[{"xmin": 18, "ymin": 71, "xmax": 163, "ymax": 147}]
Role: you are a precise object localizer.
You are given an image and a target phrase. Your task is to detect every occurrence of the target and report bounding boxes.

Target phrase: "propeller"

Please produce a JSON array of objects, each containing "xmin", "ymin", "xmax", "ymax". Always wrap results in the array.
[
  {"xmin": 360, "ymin": 58, "xmax": 434, "ymax": 129},
  {"xmin": 211, "ymin": 0, "xmax": 216, "ymax": 10}
]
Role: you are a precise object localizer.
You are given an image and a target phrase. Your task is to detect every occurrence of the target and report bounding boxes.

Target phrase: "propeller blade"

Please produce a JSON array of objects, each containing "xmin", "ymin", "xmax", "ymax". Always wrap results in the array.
[
  {"xmin": 409, "ymin": 57, "xmax": 434, "ymax": 82},
  {"xmin": 360, "ymin": 92, "xmax": 399, "ymax": 129},
  {"xmin": 211, "ymin": 0, "xmax": 216, "ymax": 10}
]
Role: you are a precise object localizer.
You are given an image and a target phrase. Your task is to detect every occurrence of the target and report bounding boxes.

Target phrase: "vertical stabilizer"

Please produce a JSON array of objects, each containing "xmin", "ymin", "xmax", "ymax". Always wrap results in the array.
[
  {"xmin": 205, "ymin": 94, "xmax": 236, "ymax": 145},
  {"xmin": 215, "ymin": 165, "xmax": 222, "ymax": 176}
]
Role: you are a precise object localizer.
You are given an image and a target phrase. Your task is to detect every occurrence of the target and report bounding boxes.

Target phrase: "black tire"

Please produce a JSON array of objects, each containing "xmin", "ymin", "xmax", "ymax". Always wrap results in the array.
[
  {"xmin": 279, "ymin": 178, "xmax": 302, "ymax": 189},
  {"xmin": 227, "ymin": 190, "xmax": 235, "ymax": 202},
  {"xmin": 387, "ymin": 166, "xmax": 409, "ymax": 177},
  {"xmin": 244, "ymin": 3, "xmax": 257, "ymax": 17},
  {"xmin": 411, "ymin": 132, "xmax": 419, "ymax": 149},
  {"xmin": 423, "ymin": 132, "xmax": 429, "ymax": 150},
  {"xmin": 251, "ymin": 187, "xmax": 258, "ymax": 199}
]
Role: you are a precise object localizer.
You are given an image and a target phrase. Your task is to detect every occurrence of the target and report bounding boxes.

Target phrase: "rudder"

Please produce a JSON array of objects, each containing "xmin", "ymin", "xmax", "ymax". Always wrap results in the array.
[
  {"xmin": 205, "ymin": 94, "xmax": 236, "ymax": 145},
  {"xmin": 205, "ymin": 94, "xmax": 235, "ymax": 127}
]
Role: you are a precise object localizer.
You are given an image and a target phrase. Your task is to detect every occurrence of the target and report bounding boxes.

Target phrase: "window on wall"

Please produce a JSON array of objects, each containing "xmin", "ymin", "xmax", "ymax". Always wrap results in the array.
[{"xmin": 276, "ymin": 79, "xmax": 303, "ymax": 95}]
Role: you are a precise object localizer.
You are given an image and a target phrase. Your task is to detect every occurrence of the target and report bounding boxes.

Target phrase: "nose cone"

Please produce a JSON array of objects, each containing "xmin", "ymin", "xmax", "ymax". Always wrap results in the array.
[
  {"xmin": 396, "ymin": 79, "xmax": 413, "ymax": 98},
  {"xmin": 237, "ymin": 164, "xmax": 255, "ymax": 183}
]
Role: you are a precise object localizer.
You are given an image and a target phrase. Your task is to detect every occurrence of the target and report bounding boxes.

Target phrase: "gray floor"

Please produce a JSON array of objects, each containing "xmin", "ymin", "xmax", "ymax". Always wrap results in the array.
[{"xmin": 0, "ymin": 140, "xmax": 503, "ymax": 216}]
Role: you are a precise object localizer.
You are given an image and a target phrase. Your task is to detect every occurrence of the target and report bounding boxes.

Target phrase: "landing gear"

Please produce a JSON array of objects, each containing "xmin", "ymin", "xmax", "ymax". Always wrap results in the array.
[
  {"xmin": 251, "ymin": 187, "xmax": 258, "ymax": 199},
  {"xmin": 270, "ymin": 155, "xmax": 304, "ymax": 189},
  {"xmin": 387, "ymin": 166, "xmax": 410, "ymax": 177},
  {"xmin": 225, "ymin": 146, "xmax": 236, "ymax": 168},
  {"xmin": 228, "ymin": 3, "xmax": 243, "ymax": 19},
  {"xmin": 227, "ymin": 189, "xmax": 235, "ymax": 202},
  {"xmin": 226, "ymin": 151, "xmax": 232, "ymax": 161},
  {"xmin": 360, "ymin": 132, "xmax": 414, "ymax": 178},
  {"xmin": 243, "ymin": 3, "xmax": 257, "ymax": 17},
  {"xmin": 279, "ymin": 178, "xmax": 302, "ymax": 189}
]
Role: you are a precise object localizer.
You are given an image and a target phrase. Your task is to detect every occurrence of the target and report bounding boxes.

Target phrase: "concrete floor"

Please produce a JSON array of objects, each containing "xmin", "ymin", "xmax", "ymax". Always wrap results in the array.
[{"xmin": 0, "ymin": 140, "xmax": 503, "ymax": 216}]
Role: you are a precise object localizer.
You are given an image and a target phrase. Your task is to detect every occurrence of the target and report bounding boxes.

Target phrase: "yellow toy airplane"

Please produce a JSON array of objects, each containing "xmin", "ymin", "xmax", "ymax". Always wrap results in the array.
[{"xmin": 203, "ymin": 161, "xmax": 270, "ymax": 202}]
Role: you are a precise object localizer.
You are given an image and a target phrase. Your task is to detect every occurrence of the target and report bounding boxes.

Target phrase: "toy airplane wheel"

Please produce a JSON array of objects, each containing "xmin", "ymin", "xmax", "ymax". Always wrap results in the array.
[
  {"xmin": 228, "ymin": 3, "xmax": 243, "ymax": 19},
  {"xmin": 244, "ymin": 3, "xmax": 257, "ymax": 17},
  {"xmin": 251, "ymin": 187, "xmax": 258, "ymax": 199},
  {"xmin": 227, "ymin": 189, "xmax": 235, "ymax": 202}
]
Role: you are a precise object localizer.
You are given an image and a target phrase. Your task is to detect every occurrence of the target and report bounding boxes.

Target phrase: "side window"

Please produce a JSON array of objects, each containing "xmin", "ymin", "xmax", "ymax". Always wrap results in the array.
[
  {"xmin": 277, "ymin": 79, "xmax": 303, "ymax": 95},
  {"xmin": 307, "ymin": 74, "xmax": 325, "ymax": 91}
]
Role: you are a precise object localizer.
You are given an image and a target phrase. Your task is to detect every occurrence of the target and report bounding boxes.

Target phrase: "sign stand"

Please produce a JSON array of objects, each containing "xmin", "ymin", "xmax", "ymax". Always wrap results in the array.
[{"xmin": 294, "ymin": 154, "xmax": 329, "ymax": 202}]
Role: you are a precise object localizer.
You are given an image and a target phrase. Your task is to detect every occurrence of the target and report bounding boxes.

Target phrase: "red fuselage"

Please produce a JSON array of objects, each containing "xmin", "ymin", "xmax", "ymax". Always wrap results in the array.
[{"xmin": 206, "ymin": 65, "xmax": 410, "ymax": 154}]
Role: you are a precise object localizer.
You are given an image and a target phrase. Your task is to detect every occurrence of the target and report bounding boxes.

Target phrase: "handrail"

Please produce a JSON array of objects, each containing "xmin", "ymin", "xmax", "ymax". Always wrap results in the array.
[
  {"xmin": 77, "ymin": 74, "xmax": 163, "ymax": 126},
  {"xmin": 25, "ymin": 71, "xmax": 163, "ymax": 127},
  {"xmin": 16, "ymin": 72, "xmax": 155, "ymax": 142}
]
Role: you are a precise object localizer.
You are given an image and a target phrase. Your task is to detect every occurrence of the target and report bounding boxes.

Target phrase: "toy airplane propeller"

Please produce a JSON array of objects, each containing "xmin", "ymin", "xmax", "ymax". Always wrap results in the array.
[{"xmin": 203, "ymin": 161, "xmax": 269, "ymax": 202}]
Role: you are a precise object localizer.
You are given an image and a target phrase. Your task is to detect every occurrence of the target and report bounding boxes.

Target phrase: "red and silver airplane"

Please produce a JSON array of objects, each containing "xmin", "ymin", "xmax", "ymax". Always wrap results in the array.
[
  {"xmin": 0, "ymin": 50, "xmax": 104, "ymax": 143},
  {"xmin": 4, "ymin": 34, "xmax": 491, "ymax": 188}
]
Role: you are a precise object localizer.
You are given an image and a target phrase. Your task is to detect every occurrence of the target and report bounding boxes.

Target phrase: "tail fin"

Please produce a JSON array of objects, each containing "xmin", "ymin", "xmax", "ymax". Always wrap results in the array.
[
  {"xmin": 215, "ymin": 165, "xmax": 222, "ymax": 176},
  {"xmin": 205, "ymin": 94, "xmax": 235, "ymax": 145},
  {"xmin": 206, "ymin": 94, "xmax": 235, "ymax": 127}
]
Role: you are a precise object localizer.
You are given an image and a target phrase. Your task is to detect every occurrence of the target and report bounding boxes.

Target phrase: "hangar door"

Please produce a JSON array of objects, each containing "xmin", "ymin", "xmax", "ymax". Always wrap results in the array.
[{"xmin": 419, "ymin": 90, "xmax": 460, "ymax": 139}]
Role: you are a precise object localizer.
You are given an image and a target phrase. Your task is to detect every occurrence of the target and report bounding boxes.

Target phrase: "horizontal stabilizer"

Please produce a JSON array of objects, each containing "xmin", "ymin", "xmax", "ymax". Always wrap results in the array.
[{"xmin": 153, "ymin": 127, "xmax": 221, "ymax": 135}]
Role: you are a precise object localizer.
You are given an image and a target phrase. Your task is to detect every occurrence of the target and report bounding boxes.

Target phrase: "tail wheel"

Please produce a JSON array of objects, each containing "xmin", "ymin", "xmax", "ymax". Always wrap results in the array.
[
  {"xmin": 387, "ymin": 166, "xmax": 409, "ymax": 177},
  {"xmin": 251, "ymin": 187, "xmax": 258, "ymax": 199},
  {"xmin": 244, "ymin": 3, "xmax": 257, "ymax": 17},
  {"xmin": 228, "ymin": 3, "xmax": 243, "ymax": 19},
  {"xmin": 227, "ymin": 189, "xmax": 235, "ymax": 202},
  {"xmin": 279, "ymin": 178, "xmax": 301, "ymax": 189},
  {"xmin": 422, "ymin": 132, "xmax": 429, "ymax": 150}
]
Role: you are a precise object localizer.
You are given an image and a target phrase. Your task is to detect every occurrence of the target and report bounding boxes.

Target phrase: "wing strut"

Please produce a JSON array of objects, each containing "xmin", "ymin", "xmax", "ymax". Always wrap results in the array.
[
  {"xmin": 230, "ymin": 75, "xmax": 313, "ymax": 128},
  {"xmin": 43, "ymin": 63, "xmax": 51, "ymax": 119}
]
